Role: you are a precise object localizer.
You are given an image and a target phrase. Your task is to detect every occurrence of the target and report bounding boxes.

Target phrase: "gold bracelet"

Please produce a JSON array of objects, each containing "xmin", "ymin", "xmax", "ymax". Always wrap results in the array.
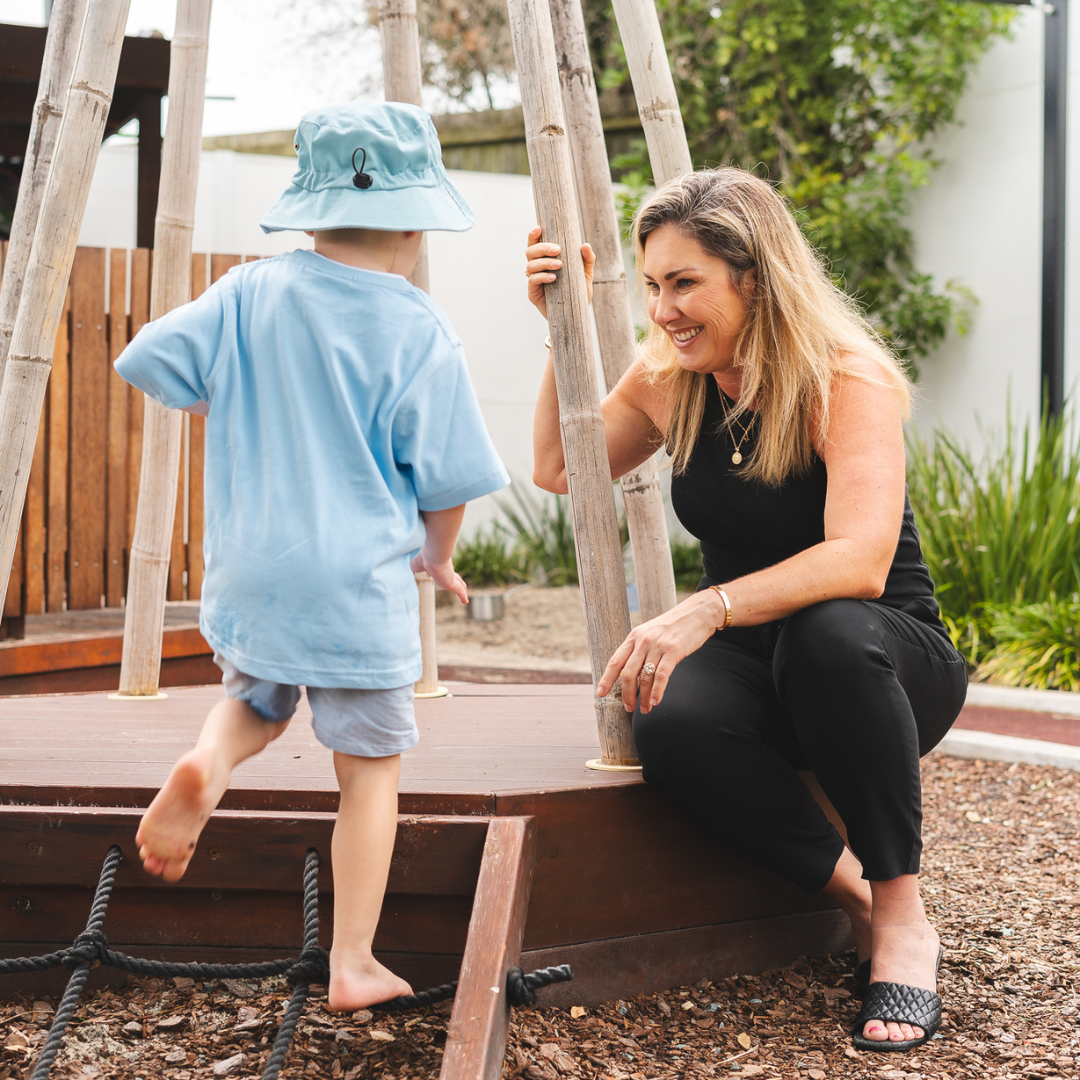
[
  {"xmin": 545, "ymin": 334, "xmax": 552, "ymax": 350},
  {"xmin": 709, "ymin": 584, "xmax": 732, "ymax": 631}
]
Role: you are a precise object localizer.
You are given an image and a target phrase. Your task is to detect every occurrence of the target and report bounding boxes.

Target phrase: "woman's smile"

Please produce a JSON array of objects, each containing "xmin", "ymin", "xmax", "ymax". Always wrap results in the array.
[{"xmin": 670, "ymin": 326, "xmax": 703, "ymax": 346}]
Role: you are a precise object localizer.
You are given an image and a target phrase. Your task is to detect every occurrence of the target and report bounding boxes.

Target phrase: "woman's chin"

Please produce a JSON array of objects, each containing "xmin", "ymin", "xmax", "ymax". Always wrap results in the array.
[{"xmin": 676, "ymin": 351, "xmax": 726, "ymax": 374}]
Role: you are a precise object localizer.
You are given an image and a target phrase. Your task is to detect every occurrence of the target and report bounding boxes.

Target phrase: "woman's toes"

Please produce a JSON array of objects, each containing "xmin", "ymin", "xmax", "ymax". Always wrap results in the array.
[{"xmin": 863, "ymin": 1022, "xmax": 888, "ymax": 1041}]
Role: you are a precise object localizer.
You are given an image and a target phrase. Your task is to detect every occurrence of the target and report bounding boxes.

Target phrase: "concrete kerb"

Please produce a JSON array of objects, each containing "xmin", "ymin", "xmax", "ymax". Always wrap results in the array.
[{"xmin": 934, "ymin": 681, "xmax": 1080, "ymax": 771}]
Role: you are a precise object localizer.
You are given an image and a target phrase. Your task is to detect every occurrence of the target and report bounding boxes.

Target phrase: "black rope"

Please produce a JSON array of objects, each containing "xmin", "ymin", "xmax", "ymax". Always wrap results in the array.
[
  {"xmin": 10, "ymin": 844, "xmax": 574, "ymax": 1080},
  {"xmin": 262, "ymin": 848, "xmax": 320, "ymax": 1080},
  {"xmin": 29, "ymin": 845, "xmax": 121, "ymax": 1080}
]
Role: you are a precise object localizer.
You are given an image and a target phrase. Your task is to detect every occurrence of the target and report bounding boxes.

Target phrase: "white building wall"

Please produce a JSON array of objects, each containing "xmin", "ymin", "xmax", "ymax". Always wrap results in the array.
[{"xmin": 906, "ymin": 6, "xmax": 1063, "ymax": 449}]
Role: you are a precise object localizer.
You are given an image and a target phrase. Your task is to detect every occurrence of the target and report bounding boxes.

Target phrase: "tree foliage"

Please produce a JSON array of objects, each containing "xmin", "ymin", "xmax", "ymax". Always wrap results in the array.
[
  {"xmin": 584, "ymin": 0, "xmax": 1016, "ymax": 366},
  {"xmin": 288, "ymin": 1, "xmax": 1016, "ymax": 365}
]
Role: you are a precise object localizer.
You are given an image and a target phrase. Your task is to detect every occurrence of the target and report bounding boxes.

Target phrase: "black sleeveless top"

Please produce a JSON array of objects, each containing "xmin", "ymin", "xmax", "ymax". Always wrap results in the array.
[{"xmin": 670, "ymin": 379, "xmax": 944, "ymax": 629}]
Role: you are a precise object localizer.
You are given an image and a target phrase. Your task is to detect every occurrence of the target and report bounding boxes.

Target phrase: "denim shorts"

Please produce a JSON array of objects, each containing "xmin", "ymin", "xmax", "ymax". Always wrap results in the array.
[{"xmin": 215, "ymin": 655, "xmax": 419, "ymax": 758}]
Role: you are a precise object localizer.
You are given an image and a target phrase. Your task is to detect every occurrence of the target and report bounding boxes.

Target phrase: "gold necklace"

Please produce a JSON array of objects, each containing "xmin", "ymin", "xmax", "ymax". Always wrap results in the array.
[{"xmin": 721, "ymin": 393, "xmax": 755, "ymax": 465}]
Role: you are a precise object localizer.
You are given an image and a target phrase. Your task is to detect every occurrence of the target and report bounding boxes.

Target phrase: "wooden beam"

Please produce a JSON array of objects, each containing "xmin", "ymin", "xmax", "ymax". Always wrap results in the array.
[
  {"xmin": 0, "ymin": 806, "xmax": 490, "ymax": 895},
  {"xmin": 0, "ymin": 0, "xmax": 132, "ymax": 627},
  {"xmin": 119, "ymin": 0, "xmax": 212, "ymax": 696},
  {"xmin": 135, "ymin": 92, "xmax": 162, "ymax": 250},
  {"xmin": 505, "ymin": 0, "xmax": 636, "ymax": 765},
  {"xmin": 0, "ymin": 0, "xmax": 89, "ymax": 389},
  {"xmin": 0, "ymin": 25, "xmax": 169, "ymax": 90},
  {"xmin": 440, "ymin": 816, "xmax": 536, "ymax": 1080},
  {"xmin": 377, "ymin": 2, "xmax": 430, "ymax": 295},
  {"xmin": 548, "ymin": 0, "xmax": 676, "ymax": 624},
  {"xmin": 609, "ymin": 0, "xmax": 693, "ymax": 183}
]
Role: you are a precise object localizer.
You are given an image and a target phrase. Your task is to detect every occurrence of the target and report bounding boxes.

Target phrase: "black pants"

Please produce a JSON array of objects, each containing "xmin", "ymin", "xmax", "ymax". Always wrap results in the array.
[{"xmin": 632, "ymin": 599, "xmax": 968, "ymax": 893}]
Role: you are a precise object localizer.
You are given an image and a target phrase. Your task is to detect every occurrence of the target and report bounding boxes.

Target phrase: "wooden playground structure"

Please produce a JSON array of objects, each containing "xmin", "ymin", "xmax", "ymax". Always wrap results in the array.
[{"xmin": 0, "ymin": 0, "xmax": 851, "ymax": 1076}]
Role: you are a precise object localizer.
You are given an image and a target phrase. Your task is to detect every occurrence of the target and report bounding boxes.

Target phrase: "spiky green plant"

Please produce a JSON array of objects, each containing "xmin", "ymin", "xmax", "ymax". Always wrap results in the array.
[
  {"xmin": 907, "ymin": 408, "xmax": 1080, "ymax": 622},
  {"xmin": 974, "ymin": 598, "xmax": 1080, "ymax": 692},
  {"xmin": 495, "ymin": 483, "xmax": 580, "ymax": 586},
  {"xmin": 453, "ymin": 526, "xmax": 528, "ymax": 588}
]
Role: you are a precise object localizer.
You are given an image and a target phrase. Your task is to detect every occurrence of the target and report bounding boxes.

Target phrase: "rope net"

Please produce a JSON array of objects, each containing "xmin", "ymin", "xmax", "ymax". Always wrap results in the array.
[{"xmin": 3, "ymin": 845, "xmax": 572, "ymax": 1080}]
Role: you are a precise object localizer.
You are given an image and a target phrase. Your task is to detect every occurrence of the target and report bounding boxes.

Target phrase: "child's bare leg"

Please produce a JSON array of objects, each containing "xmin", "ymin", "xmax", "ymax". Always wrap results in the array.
[
  {"xmin": 137, "ymin": 698, "xmax": 290, "ymax": 882},
  {"xmin": 327, "ymin": 752, "xmax": 413, "ymax": 1011}
]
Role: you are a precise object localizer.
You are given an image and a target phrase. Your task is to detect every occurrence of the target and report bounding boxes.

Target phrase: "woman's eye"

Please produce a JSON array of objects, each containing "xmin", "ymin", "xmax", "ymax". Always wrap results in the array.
[{"xmin": 676, "ymin": 278, "xmax": 694, "ymax": 289}]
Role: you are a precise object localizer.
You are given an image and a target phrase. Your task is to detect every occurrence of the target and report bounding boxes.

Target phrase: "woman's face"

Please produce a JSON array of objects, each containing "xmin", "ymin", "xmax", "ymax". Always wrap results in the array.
[{"xmin": 641, "ymin": 224, "xmax": 749, "ymax": 376}]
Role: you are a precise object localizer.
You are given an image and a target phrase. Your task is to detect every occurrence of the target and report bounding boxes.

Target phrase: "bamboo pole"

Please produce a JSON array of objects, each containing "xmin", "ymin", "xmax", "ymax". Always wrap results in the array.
[
  {"xmin": 609, "ymin": 0, "xmax": 693, "ymax": 184},
  {"xmin": 0, "ymin": 0, "xmax": 89, "ymax": 393},
  {"xmin": 377, "ymin": 0, "xmax": 429, "ymax": 292},
  {"xmin": 507, "ymin": 0, "xmax": 637, "ymax": 766},
  {"xmin": 412, "ymin": 571, "xmax": 448, "ymax": 697},
  {"xmin": 116, "ymin": 0, "xmax": 213, "ymax": 698},
  {"xmin": 0, "ymin": 0, "xmax": 132, "ymax": 610},
  {"xmin": 548, "ymin": 0, "xmax": 677, "ymax": 624},
  {"xmin": 378, "ymin": 0, "xmax": 451, "ymax": 696}
]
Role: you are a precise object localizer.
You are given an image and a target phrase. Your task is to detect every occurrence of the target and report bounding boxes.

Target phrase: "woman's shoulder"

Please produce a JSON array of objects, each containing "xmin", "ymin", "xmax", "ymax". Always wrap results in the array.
[{"xmin": 612, "ymin": 354, "xmax": 673, "ymax": 430}]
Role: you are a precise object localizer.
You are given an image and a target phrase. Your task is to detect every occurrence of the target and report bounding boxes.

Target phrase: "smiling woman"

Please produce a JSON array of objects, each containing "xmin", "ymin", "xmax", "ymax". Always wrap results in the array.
[{"xmin": 524, "ymin": 166, "xmax": 969, "ymax": 1053}]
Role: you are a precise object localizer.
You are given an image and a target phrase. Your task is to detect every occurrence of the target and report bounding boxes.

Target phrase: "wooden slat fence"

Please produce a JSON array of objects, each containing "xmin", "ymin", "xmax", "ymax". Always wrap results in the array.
[{"xmin": 1, "ymin": 245, "xmax": 254, "ymax": 625}]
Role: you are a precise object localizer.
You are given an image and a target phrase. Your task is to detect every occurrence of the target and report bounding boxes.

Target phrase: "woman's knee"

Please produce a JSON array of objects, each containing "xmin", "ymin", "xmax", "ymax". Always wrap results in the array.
[
  {"xmin": 773, "ymin": 599, "xmax": 884, "ymax": 694},
  {"xmin": 632, "ymin": 693, "xmax": 701, "ymax": 775}
]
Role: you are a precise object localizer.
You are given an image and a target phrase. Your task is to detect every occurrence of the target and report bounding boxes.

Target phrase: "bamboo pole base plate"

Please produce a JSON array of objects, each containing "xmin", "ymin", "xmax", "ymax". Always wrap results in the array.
[
  {"xmin": 585, "ymin": 758, "xmax": 642, "ymax": 772},
  {"xmin": 413, "ymin": 686, "xmax": 450, "ymax": 699},
  {"xmin": 107, "ymin": 691, "xmax": 169, "ymax": 701}
]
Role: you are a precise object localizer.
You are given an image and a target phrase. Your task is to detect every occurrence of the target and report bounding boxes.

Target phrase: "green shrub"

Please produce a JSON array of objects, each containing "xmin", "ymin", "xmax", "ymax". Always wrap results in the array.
[
  {"xmin": 452, "ymin": 526, "xmax": 528, "ymax": 588},
  {"xmin": 495, "ymin": 484, "xmax": 579, "ymax": 586},
  {"xmin": 670, "ymin": 535, "xmax": 703, "ymax": 592},
  {"xmin": 974, "ymin": 598, "xmax": 1080, "ymax": 692},
  {"xmin": 908, "ymin": 406, "xmax": 1080, "ymax": 682},
  {"xmin": 908, "ymin": 408, "xmax": 1080, "ymax": 617}
]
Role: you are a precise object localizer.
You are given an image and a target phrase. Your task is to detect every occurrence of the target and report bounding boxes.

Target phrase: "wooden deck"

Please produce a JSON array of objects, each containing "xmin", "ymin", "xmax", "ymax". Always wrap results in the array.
[
  {"xmin": 0, "ymin": 603, "xmax": 218, "ymax": 696},
  {"xmin": 0, "ymin": 681, "xmax": 850, "ymax": 1005}
]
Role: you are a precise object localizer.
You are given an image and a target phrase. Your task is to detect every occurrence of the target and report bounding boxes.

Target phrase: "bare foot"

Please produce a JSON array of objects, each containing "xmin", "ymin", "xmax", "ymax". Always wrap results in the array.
[
  {"xmin": 861, "ymin": 923, "xmax": 940, "ymax": 1044},
  {"xmin": 327, "ymin": 952, "xmax": 413, "ymax": 1012},
  {"xmin": 135, "ymin": 750, "xmax": 222, "ymax": 883}
]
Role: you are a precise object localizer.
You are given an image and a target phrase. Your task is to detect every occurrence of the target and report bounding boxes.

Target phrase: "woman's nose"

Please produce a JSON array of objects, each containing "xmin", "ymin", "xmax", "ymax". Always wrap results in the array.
[{"xmin": 652, "ymin": 293, "xmax": 681, "ymax": 326}]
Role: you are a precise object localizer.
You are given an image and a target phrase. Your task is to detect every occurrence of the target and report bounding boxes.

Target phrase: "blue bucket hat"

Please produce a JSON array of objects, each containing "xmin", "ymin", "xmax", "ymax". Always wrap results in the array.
[{"xmin": 260, "ymin": 101, "xmax": 475, "ymax": 234}]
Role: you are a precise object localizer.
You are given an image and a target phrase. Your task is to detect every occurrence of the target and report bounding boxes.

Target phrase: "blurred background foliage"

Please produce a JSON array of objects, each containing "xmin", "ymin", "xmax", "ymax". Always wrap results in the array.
[
  {"xmin": 907, "ymin": 407, "xmax": 1080, "ymax": 690},
  {"xmin": 400, "ymin": 0, "xmax": 1015, "ymax": 368}
]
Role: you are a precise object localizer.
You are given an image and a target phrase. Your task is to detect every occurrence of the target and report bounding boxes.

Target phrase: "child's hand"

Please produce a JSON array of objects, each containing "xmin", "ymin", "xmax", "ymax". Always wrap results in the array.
[
  {"xmin": 411, "ymin": 552, "xmax": 469, "ymax": 605},
  {"xmin": 525, "ymin": 226, "xmax": 595, "ymax": 321}
]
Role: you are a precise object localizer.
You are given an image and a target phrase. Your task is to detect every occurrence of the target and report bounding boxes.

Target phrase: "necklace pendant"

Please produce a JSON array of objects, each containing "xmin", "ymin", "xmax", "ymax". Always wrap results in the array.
[{"xmin": 731, "ymin": 451, "xmax": 743, "ymax": 465}]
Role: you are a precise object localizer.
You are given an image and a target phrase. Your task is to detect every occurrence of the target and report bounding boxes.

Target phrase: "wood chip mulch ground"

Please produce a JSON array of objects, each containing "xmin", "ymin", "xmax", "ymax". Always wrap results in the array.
[{"xmin": 1, "ymin": 753, "xmax": 1076, "ymax": 1080}]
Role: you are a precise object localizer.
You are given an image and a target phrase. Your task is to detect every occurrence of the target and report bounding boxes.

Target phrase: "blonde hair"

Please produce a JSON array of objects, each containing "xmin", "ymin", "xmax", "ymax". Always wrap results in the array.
[{"xmin": 634, "ymin": 168, "xmax": 911, "ymax": 486}]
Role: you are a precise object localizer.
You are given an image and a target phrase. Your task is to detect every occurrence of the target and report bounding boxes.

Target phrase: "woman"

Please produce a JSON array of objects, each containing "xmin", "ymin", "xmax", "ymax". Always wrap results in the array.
[{"xmin": 525, "ymin": 168, "xmax": 967, "ymax": 1052}]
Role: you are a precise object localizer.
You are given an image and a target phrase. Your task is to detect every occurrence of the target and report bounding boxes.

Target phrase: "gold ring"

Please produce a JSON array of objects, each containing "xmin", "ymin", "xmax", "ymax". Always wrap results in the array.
[{"xmin": 642, "ymin": 662, "xmax": 656, "ymax": 677}]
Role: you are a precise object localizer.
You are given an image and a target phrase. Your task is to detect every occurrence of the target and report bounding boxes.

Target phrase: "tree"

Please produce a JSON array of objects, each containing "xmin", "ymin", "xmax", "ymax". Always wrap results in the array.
[
  {"xmin": 281, "ymin": 0, "xmax": 1016, "ymax": 366},
  {"xmin": 587, "ymin": 0, "xmax": 1016, "ymax": 367},
  {"xmin": 274, "ymin": 0, "xmax": 517, "ymax": 111}
]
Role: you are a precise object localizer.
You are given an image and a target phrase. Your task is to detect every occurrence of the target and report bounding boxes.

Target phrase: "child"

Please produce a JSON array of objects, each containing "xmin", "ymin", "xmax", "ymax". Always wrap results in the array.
[{"xmin": 115, "ymin": 101, "xmax": 510, "ymax": 1011}]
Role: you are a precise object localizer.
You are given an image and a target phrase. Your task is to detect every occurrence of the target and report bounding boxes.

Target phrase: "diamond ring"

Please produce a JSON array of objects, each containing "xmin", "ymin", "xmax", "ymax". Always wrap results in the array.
[{"xmin": 642, "ymin": 662, "xmax": 656, "ymax": 677}]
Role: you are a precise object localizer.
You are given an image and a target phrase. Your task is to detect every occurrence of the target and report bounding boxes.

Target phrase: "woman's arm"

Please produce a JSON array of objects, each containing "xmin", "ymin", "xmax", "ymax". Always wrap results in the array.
[
  {"xmin": 527, "ymin": 228, "xmax": 665, "ymax": 492},
  {"xmin": 599, "ymin": 359, "xmax": 907, "ymax": 713}
]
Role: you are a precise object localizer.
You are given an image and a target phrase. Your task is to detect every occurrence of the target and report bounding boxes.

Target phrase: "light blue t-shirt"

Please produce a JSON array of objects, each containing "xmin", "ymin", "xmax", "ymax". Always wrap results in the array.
[{"xmin": 115, "ymin": 249, "xmax": 509, "ymax": 688}]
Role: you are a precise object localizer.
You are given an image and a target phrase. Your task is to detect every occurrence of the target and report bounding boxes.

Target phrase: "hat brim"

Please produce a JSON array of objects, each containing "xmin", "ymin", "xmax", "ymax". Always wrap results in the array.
[{"xmin": 260, "ymin": 174, "xmax": 475, "ymax": 234}]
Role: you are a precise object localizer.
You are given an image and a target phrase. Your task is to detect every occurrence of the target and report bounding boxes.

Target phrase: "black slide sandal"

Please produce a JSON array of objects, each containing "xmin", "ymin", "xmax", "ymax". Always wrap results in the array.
[{"xmin": 852, "ymin": 947, "xmax": 943, "ymax": 1052}]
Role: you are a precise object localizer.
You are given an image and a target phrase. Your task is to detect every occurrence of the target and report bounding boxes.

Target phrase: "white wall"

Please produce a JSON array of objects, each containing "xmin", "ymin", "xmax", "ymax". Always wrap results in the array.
[{"xmin": 907, "ymin": 6, "xmax": 1063, "ymax": 449}]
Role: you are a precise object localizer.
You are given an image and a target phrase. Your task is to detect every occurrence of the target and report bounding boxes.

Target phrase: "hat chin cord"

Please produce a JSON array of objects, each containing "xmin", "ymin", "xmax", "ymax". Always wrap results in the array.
[{"xmin": 351, "ymin": 147, "xmax": 374, "ymax": 189}]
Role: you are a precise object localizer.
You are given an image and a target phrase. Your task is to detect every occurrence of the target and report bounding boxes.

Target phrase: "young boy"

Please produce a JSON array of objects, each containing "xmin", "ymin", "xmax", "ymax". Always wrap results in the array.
[{"xmin": 115, "ymin": 102, "xmax": 509, "ymax": 1011}]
